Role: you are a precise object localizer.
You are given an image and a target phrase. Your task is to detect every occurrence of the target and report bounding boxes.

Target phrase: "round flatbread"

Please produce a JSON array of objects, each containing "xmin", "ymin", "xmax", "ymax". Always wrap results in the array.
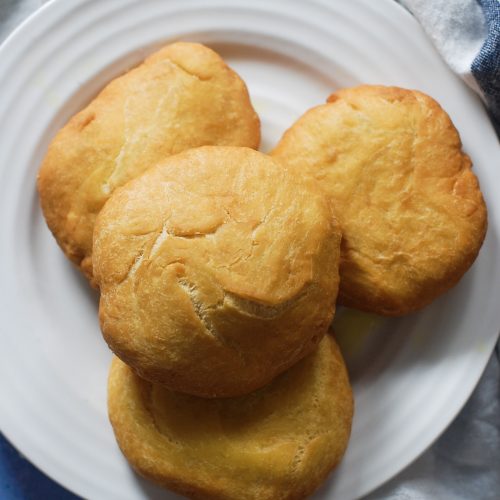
[
  {"xmin": 94, "ymin": 146, "xmax": 341, "ymax": 397},
  {"xmin": 108, "ymin": 335, "xmax": 353, "ymax": 500},
  {"xmin": 38, "ymin": 42, "xmax": 260, "ymax": 285},
  {"xmin": 272, "ymin": 85, "xmax": 487, "ymax": 316}
]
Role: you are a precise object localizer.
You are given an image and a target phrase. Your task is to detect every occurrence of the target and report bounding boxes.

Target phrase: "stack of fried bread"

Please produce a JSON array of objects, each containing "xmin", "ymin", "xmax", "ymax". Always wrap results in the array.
[{"xmin": 37, "ymin": 42, "xmax": 487, "ymax": 500}]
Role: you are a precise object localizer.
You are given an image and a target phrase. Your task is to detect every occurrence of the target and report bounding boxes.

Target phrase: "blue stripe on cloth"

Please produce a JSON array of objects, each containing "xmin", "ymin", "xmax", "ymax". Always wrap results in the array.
[
  {"xmin": 0, "ymin": 433, "xmax": 78, "ymax": 500},
  {"xmin": 472, "ymin": 0, "xmax": 500, "ymax": 127}
]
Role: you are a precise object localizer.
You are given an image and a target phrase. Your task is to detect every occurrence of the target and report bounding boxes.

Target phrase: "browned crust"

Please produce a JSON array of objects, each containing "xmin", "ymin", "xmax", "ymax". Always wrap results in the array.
[
  {"xmin": 94, "ymin": 146, "xmax": 342, "ymax": 397},
  {"xmin": 272, "ymin": 85, "xmax": 487, "ymax": 316},
  {"xmin": 108, "ymin": 336, "xmax": 354, "ymax": 500},
  {"xmin": 37, "ymin": 42, "xmax": 260, "ymax": 285}
]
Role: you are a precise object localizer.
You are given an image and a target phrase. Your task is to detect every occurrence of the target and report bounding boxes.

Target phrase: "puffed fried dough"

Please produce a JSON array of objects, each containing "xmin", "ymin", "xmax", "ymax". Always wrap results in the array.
[
  {"xmin": 37, "ymin": 42, "xmax": 260, "ymax": 285},
  {"xmin": 272, "ymin": 85, "xmax": 487, "ymax": 316},
  {"xmin": 94, "ymin": 146, "xmax": 342, "ymax": 397},
  {"xmin": 108, "ymin": 335, "xmax": 354, "ymax": 500}
]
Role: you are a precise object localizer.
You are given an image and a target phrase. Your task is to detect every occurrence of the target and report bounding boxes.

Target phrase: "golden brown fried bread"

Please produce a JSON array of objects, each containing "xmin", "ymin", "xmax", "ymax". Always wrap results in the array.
[
  {"xmin": 94, "ymin": 146, "xmax": 341, "ymax": 397},
  {"xmin": 38, "ymin": 42, "xmax": 260, "ymax": 284},
  {"xmin": 108, "ymin": 335, "xmax": 353, "ymax": 500},
  {"xmin": 272, "ymin": 85, "xmax": 487, "ymax": 316}
]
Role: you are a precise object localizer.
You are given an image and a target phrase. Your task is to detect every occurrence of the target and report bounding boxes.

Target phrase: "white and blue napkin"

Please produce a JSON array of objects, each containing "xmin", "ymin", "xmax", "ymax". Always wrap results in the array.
[{"xmin": 401, "ymin": 0, "xmax": 500, "ymax": 128}]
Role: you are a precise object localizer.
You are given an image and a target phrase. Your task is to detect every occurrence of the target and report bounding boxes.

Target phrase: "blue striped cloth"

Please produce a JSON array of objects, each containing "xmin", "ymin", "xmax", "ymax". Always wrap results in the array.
[
  {"xmin": 0, "ymin": 434, "xmax": 76, "ymax": 500},
  {"xmin": 401, "ymin": 0, "xmax": 500, "ymax": 129},
  {"xmin": 472, "ymin": 0, "xmax": 500, "ymax": 125}
]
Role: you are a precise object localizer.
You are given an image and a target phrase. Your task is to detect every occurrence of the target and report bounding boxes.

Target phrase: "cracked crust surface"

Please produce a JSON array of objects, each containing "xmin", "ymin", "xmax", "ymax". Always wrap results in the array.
[
  {"xmin": 108, "ymin": 335, "xmax": 353, "ymax": 500},
  {"xmin": 37, "ymin": 42, "xmax": 260, "ymax": 285},
  {"xmin": 272, "ymin": 85, "xmax": 487, "ymax": 316},
  {"xmin": 94, "ymin": 146, "xmax": 342, "ymax": 397}
]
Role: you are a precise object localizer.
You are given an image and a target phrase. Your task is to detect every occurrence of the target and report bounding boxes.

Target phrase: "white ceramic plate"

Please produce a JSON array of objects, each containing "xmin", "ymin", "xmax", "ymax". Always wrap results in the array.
[{"xmin": 0, "ymin": 0, "xmax": 499, "ymax": 499}]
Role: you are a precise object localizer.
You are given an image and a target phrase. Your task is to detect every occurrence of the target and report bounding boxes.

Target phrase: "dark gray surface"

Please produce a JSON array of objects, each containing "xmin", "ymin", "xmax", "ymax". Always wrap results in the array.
[
  {"xmin": 0, "ymin": 0, "xmax": 41, "ymax": 34},
  {"xmin": 0, "ymin": 1, "xmax": 499, "ymax": 499}
]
